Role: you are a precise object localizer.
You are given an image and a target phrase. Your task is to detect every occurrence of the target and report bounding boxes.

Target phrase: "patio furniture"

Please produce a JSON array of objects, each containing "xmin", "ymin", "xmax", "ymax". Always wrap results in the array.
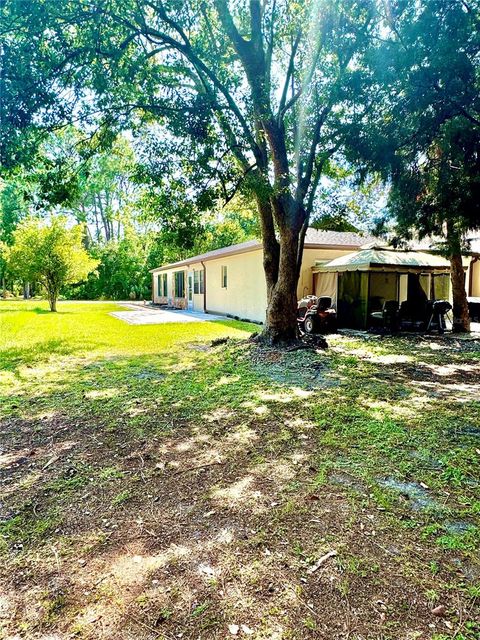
[
  {"xmin": 313, "ymin": 246, "xmax": 458, "ymax": 329},
  {"xmin": 370, "ymin": 300, "xmax": 399, "ymax": 331},
  {"xmin": 398, "ymin": 299, "xmax": 429, "ymax": 330}
]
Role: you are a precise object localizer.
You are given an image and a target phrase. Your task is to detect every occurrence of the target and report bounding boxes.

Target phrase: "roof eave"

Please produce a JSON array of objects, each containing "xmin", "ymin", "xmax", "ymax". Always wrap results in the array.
[
  {"xmin": 150, "ymin": 240, "xmax": 368, "ymax": 273},
  {"xmin": 304, "ymin": 242, "xmax": 362, "ymax": 251},
  {"xmin": 150, "ymin": 241, "xmax": 262, "ymax": 273}
]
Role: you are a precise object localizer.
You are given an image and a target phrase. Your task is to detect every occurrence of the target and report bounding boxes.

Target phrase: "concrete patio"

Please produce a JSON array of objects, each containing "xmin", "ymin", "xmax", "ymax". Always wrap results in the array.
[{"xmin": 110, "ymin": 303, "xmax": 228, "ymax": 325}]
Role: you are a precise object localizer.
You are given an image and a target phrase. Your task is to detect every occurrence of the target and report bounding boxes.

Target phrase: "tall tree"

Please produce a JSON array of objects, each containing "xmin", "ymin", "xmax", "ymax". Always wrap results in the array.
[
  {"xmin": 346, "ymin": 0, "xmax": 480, "ymax": 332},
  {"xmin": 388, "ymin": 119, "xmax": 480, "ymax": 332},
  {"xmin": 0, "ymin": 172, "xmax": 32, "ymax": 294},
  {"xmin": 3, "ymin": 0, "xmax": 376, "ymax": 342}
]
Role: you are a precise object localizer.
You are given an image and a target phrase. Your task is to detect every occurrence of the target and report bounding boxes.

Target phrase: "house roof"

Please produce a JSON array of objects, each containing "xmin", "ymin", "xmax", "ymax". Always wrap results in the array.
[
  {"xmin": 390, "ymin": 233, "xmax": 480, "ymax": 255},
  {"xmin": 314, "ymin": 247, "xmax": 452, "ymax": 273},
  {"xmin": 303, "ymin": 228, "xmax": 377, "ymax": 247},
  {"xmin": 150, "ymin": 229, "xmax": 376, "ymax": 273}
]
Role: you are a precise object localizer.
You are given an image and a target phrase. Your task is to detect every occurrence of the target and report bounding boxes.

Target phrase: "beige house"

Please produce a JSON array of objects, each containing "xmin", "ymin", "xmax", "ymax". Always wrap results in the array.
[
  {"xmin": 151, "ymin": 228, "xmax": 480, "ymax": 326},
  {"xmin": 150, "ymin": 229, "xmax": 375, "ymax": 323}
]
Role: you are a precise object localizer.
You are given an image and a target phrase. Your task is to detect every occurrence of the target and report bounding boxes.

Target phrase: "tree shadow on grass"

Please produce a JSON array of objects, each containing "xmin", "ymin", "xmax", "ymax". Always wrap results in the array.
[
  {"xmin": 0, "ymin": 304, "xmax": 73, "ymax": 315},
  {"xmin": 31, "ymin": 306, "xmax": 56, "ymax": 315},
  {"xmin": 0, "ymin": 338, "xmax": 96, "ymax": 372}
]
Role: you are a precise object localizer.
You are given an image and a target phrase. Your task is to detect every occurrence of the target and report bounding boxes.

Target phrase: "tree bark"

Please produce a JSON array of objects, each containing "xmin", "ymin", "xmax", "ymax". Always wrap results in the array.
[
  {"xmin": 446, "ymin": 222, "xmax": 470, "ymax": 333},
  {"xmin": 449, "ymin": 252, "xmax": 470, "ymax": 332},
  {"xmin": 263, "ymin": 225, "xmax": 301, "ymax": 344},
  {"xmin": 46, "ymin": 285, "xmax": 58, "ymax": 312}
]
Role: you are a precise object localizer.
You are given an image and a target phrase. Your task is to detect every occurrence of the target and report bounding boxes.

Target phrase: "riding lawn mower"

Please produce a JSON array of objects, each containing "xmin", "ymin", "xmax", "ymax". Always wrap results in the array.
[{"xmin": 297, "ymin": 295, "xmax": 337, "ymax": 334}]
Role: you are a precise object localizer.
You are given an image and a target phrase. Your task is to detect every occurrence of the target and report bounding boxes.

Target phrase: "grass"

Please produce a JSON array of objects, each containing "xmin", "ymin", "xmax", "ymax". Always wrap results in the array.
[{"xmin": 0, "ymin": 299, "xmax": 479, "ymax": 639}]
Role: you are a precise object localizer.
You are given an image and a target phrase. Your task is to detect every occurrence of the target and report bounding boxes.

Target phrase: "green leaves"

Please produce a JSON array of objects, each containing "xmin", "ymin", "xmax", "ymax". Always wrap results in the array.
[{"xmin": 7, "ymin": 216, "xmax": 98, "ymax": 308}]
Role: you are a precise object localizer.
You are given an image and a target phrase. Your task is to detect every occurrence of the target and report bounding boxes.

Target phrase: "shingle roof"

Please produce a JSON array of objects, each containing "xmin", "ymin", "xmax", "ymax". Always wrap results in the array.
[
  {"xmin": 150, "ymin": 228, "xmax": 376, "ymax": 272},
  {"xmin": 150, "ymin": 239, "xmax": 261, "ymax": 272},
  {"xmin": 303, "ymin": 228, "xmax": 376, "ymax": 246}
]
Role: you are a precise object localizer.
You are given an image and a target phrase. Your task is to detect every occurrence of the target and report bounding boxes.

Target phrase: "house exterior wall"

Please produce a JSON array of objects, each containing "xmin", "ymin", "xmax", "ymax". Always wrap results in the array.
[
  {"xmin": 187, "ymin": 262, "xmax": 205, "ymax": 312},
  {"xmin": 152, "ymin": 262, "xmax": 206, "ymax": 310},
  {"xmin": 153, "ymin": 271, "xmax": 169, "ymax": 305},
  {"xmin": 297, "ymin": 248, "xmax": 356, "ymax": 300},
  {"xmin": 152, "ymin": 267, "xmax": 188, "ymax": 308},
  {"xmin": 204, "ymin": 249, "xmax": 267, "ymax": 322},
  {"xmin": 204, "ymin": 246, "xmax": 356, "ymax": 323},
  {"xmin": 152, "ymin": 246, "xmax": 362, "ymax": 323}
]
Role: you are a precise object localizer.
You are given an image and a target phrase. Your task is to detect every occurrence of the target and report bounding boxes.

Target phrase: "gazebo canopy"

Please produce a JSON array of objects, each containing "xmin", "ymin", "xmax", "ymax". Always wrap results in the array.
[{"xmin": 313, "ymin": 247, "xmax": 452, "ymax": 273}]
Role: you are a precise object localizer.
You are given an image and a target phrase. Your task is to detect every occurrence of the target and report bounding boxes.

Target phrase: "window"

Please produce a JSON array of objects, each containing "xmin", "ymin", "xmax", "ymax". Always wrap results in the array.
[
  {"xmin": 221, "ymin": 265, "xmax": 227, "ymax": 288},
  {"xmin": 157, "ymin": 273, "xmax": 168, "ymax": 297},
  {"xmin": 162, "ymin": 273, "xmax": 168, "ymax": 297},
  {"xmin": 194, "ymin": 271, "xmax": 199, "ymax": 294},
  {"xmin": 174, "ymin": 271, "xmax": 185, "ymax": 298},
  {"xmin": 194, "ymin": 270, "xmax": 205, "ymax": 294}
]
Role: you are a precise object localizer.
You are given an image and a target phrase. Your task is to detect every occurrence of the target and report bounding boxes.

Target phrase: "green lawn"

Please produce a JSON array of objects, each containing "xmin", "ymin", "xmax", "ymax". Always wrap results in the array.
[{"xmin": 0, "ymin": 300, "xmax": 479, "ymax": 640}]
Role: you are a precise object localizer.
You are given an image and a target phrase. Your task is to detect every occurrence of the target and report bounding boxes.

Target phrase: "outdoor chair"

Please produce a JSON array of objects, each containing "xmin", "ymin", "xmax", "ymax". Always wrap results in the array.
[
  {"xmin": 399, "ymin": 299, "xmax": 429, "ymax": 330},
  {"xmin": 370, "ymin": 300, "xmax": 399, "ymax": 331}
]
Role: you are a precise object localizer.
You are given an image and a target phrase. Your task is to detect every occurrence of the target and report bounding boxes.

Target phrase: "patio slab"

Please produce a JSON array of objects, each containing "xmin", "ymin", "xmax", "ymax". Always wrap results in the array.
[{"xmin": 110, "ymin": 304, "xmax": 227, "ymax": 325}]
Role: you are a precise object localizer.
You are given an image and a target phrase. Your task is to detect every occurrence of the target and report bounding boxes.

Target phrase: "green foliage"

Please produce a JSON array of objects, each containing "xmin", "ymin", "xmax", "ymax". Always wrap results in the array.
[
  {"xmin": 388, "ymin": 119, "xmax": 480, "ymax": 248},
  {"xmin": 1, "ymin": 0, "xmax": 384, "ymax": 340},
  {"xmin": 346, "ymin": 0, "xmax": 480, "ymax": 247},
  {"xmin": 189, "ymin": 198, "xmax": 259, "ymax": 254},
  {"xmin": 66, "ymin": 234, "xmax": 152, "ymax": 301},
  {"xmin": 6, "ymin": 216, "xmax": 98, "ymax": 310}
]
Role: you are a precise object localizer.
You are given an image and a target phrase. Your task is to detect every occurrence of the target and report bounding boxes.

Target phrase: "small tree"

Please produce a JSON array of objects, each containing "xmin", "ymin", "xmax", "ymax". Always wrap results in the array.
[{"xmin": 7, "ymin": 216, "xmax": 98, "ymax": 311}]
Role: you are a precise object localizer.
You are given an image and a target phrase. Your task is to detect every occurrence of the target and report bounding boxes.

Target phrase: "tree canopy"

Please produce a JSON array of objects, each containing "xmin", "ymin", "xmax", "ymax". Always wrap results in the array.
[{"xmin": 343, "ymin": 0, "xmax": 480, "ymax": 331}]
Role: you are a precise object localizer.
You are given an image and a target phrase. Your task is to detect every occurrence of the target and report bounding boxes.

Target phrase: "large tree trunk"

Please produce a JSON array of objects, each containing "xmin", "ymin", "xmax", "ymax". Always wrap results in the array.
[
  {"xmin": 263, "ymin": 227, "xmax": 301, "ymax": 344},
  {"xmin": 255, "ymin": 193, "xmax": 279, "ymax": 302},
  {"xmin": 450, "ymin": 252, "xmax": 470, "ymax": 332},
  {"xmin": 447, "ymin": 223, "xmax": 470, "ymax": 333},
  {"xmin": 257, "ymin": 192, "xmax": 305, "ymax": 344}
]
